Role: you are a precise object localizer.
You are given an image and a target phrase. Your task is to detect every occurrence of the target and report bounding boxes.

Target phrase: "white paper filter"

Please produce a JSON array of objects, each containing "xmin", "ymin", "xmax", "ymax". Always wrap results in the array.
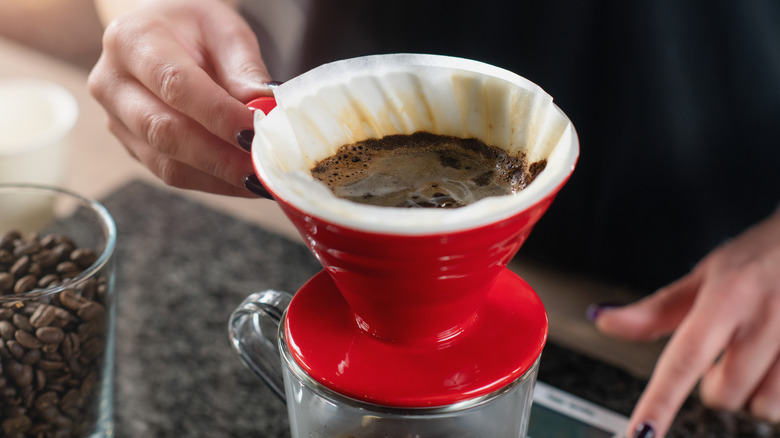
[{"xmin": 252, "ymin": 54, "xmax": 578, "ymax": 235}]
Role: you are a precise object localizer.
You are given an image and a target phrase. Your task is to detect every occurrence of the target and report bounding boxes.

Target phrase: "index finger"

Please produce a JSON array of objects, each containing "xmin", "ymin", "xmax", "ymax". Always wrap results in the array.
[
  {"xmin": 628, "ymin": 293, "xmax": 740, "ymax": 436},
  {"xmin": 115, "ymin": 19, "xmax": 256, "ymax": 146}
]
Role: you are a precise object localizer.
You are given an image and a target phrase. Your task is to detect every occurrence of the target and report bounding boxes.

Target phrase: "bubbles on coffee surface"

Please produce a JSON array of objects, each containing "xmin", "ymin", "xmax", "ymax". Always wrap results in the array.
[{"xmin": 311, "ymin": 132, "xmax": 546, "ymax": 208}]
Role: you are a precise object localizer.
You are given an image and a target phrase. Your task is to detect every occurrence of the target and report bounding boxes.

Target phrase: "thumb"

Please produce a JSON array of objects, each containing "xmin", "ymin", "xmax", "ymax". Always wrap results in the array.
[
  {"xmin": 202, "ymin": 4, "xmax": 274, "ymax": 102},
  {"xmin": 591, "ymin": 271, "xmax": 702, "ymax": 342}
]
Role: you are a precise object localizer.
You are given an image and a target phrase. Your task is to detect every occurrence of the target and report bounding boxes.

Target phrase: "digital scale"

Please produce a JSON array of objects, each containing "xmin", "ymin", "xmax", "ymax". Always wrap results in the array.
[{"xmin": 530, "ymin": 381, "xmax": 630, "ymax": 438}]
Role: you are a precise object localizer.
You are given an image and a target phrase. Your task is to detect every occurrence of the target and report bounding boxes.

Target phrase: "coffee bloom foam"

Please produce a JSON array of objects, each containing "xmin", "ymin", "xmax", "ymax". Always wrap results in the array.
[{"xmin": 251, "ymin": 54, "xmax": 578, "ymax": 235}]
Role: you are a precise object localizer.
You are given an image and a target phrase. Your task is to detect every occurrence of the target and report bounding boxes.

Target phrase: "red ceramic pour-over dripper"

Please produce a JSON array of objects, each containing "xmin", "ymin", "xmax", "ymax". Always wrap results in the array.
[{"xmin": 247, "ymin": 83, "xmax": 576, "ymax": 407}]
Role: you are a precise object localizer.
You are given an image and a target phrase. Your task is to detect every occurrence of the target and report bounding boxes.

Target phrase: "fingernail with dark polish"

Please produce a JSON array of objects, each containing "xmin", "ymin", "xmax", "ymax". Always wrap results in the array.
[
  {"xmin": 236, "ymin": 130, "xmax": 254, "ymax": 152},
  {"xmin": 633, "ymin": 422, "xmax": 655, "ymax": 438},
  {"xmin": 244, "ymin": 174, "xmax": 274, "ymax": 200},
  {"xmin": 265, "ymin": 80, "xmax": 284, "ymax": 88},
  {"xmin": 585, "ymin": 302, "xmax": 622, "ymax": 322}
]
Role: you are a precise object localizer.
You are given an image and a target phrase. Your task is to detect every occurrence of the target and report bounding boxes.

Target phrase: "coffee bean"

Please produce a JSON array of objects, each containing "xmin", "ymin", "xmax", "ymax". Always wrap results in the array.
[
  {"xmin": 55, "ymin": 261, "xmax": 79, "ymax": 277},
  {"xmin": 59, "ymin": 289, "xmax": 84, "ymax": 311},
  {"xmin": 50, "ymin": 243, "xmax": 71, "ymax": 262},
  {"xmin": 68, "ymin": 358, "xmax": 83, "ymax": 376},
  {"xmin": 77, "ymin": 302, "xmax": 105, "ymax": 322},
  {"xmin": 53, "ymin": 235, "xmax": 75, "ymax": 249},
  {"xmin": 0, "ymin": 320, "xmax": 15, "ymax": 339},
  {"xmin": 80, "ymin": 371, "xmax": 96, "ymax": 398},
  {"xmin": 10, "ymin": 255, "xmax": 30, "ymax": 277},
  {"xmin": 5, "ymin": 405, "xmax": 28, "ymax": 420},
  {"xmin": 52, "ymin": 413, "xmax": 73, "ymax": 430},
  {"xmin": 15, "ymin": 329, "xmax": 42, "ymax": 350},
  {"xmin": 13, "ymin": 274, "xmax": 38, "ymax": 294},
  {"xmin": 0, "ymin": 230, "xmax": 20, "ymax": 250},
  {"xmin": 22, "ymin": 385, "xmax": 36, "ymax": 408},
  {"xmin": 20, "ymin": 348, "xmax": 41, "ymax": 366},
  {"xmin": 6, "ymin": 339, "xmax": 24, "ymax": 358},
  {"xmin": 32, "ymin": 249, "xmax": 60, "ymax": 269},
  {"xmin": 36, "ymin": 404, "xmax": 59, "ymax": 422},
  {"xmin": 70, "ymin": 249, "xmax": 98, "ymax": 269},
  {"xmin": 0, "ymin": 249, "xmax": 14, "ymax": 265},
  {"xmin": 60, "ymin": 388, "xmax": 83, "ymax": 412},
  {"xmin": 36, "ymin": 326, "xmax": 65, "ymax": 344},
  {"xmin": 35, "ymin": 391, "xmax": 58, "ymax": 410},
  {"xmin": 0, "ymin": 385, "xmax": 16, "ymax": 398},
  {"xmin": 12, "ymin": 313, "xmax": 33, "ymax": 332},
  {"xmin": 0, "ymin": 272, "xmax": 15, "ymax": 292},
  {"xmin": 13, "ymin": 240, "xmax": 41, "ymax": 258},
  {"xmin": 77, "ymin": 322, "xmax": 98, "ymax": 341},
  {"xmin": 79, "ymin": 278, "xmax": 98, "ymax": 300},
  {"xmin": 30, "ymin": 305, "xmax": 57, "ymax": 328},
  {"xmin": 80, "ymin": 338, "xmax": 102, "ymax": 362},
  {"xmin": 0, "ymin": 250, "xmax": 13, "ymax": 265},
  {"xmin": 53, "ymin": 307, "xmax": 75, "ymax": 325},
  {"xmin": 54, "ymin": 429, "xmax": 72, "ymax": 438},
  {"xmin": 37, "ymin": 360, "xmax": 66, "ymax": 371},
  {"xmin": 61, "ymin": 333, "xmax": 79, "ymax": 359},
  {"xmin": 38, "ymin": 274, "xmax": 60, "ymax": 288},
  {"xmin": 28, "ymin": 422, "xmax": 53, "ymax": 435},
  {"xmin": 8, "ymin": 361, "xmax": 34, "ymax": 386},
  {"xmin": 35, "ymin": 368, "xmax": 46, "ymax": 391},
  {"xmin": 2, "ymin": 415, "xmax": 31, "ymax": 435},
  {"xmin": 28, "ymin": 262, "xmax": 42, "ymax": 277},
  {"xmin": 39, "ymin": 234, "xmax": 56, "ymax": 248},
  {"xmin": 0, "ymin": 307, "xmax": 13, "ymax": 320}
]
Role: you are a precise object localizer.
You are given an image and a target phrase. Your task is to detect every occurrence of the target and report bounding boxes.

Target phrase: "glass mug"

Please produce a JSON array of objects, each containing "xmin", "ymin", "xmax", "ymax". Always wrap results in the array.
[
  {"xmin": 229, "ymin": 54, "xmax": 578, "ymax": 438},
  {"xmin": 229, "ymin": 289, "xmax": 539, "ymax": 438}
]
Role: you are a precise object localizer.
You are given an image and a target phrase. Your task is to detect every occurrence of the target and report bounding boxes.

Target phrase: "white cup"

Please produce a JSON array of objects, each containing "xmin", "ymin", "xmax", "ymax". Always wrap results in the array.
[
  {"xmin": 0, "ymin": 77, "xmax": 78, "ymax": 185},
  {"xmin": 0, "ymin": 77, "xmax": 78, "ymax": 230}
]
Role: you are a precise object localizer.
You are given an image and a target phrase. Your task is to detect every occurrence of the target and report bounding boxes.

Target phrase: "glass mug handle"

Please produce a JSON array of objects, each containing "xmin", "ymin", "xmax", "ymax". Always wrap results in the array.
[{"xmin": 228, "ymin": 290, "xmax": 293, "ymax": 402}]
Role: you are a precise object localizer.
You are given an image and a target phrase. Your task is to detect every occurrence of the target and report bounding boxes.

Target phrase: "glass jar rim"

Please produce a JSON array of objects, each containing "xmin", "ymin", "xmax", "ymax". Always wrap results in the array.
[{"xmin": 0, "ymin": 183, "xmax": 116, "ymax": 301}]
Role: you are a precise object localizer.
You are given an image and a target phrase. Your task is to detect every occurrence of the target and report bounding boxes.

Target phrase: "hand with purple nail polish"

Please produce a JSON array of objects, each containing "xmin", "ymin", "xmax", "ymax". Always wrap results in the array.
[
  {"xmin": 88, "ymin": 0, "xmax": 276, "ymax": 197},
  {"xmin": 591, "ymin": 208, "xmax": 780, "ymax": 436}
]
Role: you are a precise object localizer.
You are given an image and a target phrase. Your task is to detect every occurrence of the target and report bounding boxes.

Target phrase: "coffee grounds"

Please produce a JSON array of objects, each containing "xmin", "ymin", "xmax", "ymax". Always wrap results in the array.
[{"xmin": 311, "ymin": 132, "xmax": 546, "ymax": 208}]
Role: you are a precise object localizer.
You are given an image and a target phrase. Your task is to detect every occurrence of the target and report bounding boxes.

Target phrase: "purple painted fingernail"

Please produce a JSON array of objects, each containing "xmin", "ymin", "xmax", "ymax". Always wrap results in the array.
[
  {"xmin": 244, "ymin": 174, "xmax": 274, "ymax": 200},
  {"xmin": 633, "ymin": 422, "xmax": 655, "ymax": 438},
  {"xmin": 585, "ymin": 302, "xmax": 622, "ymax": 322},
  {"xmin": 236, "ymin": 130, "xmax": 254, "ymax": 152}
]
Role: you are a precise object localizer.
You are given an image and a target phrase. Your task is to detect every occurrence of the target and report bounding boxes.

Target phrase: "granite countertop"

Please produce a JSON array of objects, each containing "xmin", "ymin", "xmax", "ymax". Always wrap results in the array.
[{"xmin": 103, "ymin": 181, "xmax": 778, "ymax": 438}]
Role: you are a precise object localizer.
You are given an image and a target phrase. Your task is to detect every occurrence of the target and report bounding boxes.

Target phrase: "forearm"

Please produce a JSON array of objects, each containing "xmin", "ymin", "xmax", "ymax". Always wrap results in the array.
[
  {"xmin": 92, "ymin": 0, "xmax": 239, "ymax": 26},
  {"xmin": 92, "ymin": 0, "xmax": 144, "ymax": 26}
]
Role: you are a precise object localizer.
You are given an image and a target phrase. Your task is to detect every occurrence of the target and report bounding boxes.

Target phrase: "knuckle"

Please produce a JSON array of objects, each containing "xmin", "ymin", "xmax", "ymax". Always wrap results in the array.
[
  {"xmin": 86, "ymin": 67, "xmax": 106, "ymax": 101},
  {"xmin": 233, "ymin": 61, "xmax": 268, "ymax": 84},
  {"xmin": 140, "ymin": 111, "xmax": 178, "ymax": 154},
  {"xmin": 699, "ymin": 372, "xmax": 744, "ymax": 412},
  {"xmin": 710, "ymin": 270, "xmax": 762, "ymax": 306},
  {"xmin": 100, "ymin": 16, "xmax": 149, "ymax": 62},
  {"xmin": 105, "ymin": 117, "xmax": 123, "ymax": 138},
  {"xmin": 100, "ymin": 19, "xmax": 125, "ymax": 52},
  {"xmin": 153, "ymin": 63, "xmax": 188, "ymax": 107},
  {"xmin": 148, "ymin": 155, "xmax": 184, "ymax": 188},
  {"xmin": 750, "ymin": 394, "xmax": 780, "ymax": 423},
  {"xmin": 203, "ymin": 156, "xmax": 233, "ymax": 184},
  {"xmin": 87, "ymin": 59, "xmax": 121, "ymax": 105}
]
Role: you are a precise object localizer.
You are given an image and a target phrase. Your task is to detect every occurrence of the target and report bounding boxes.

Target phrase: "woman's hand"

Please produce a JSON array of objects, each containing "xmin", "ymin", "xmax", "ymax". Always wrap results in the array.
[
  {"xmin": 593, "ymin": 207, "xmax": 780, "ymax": 437},
  {"xmin": 88, "ymin": 0, "xmax": 272, "ymax": 196}
]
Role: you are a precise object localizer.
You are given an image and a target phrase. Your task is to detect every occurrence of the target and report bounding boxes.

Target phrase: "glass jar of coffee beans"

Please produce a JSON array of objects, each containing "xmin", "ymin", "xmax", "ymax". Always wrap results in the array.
[{"xmin": 0, "ymin": 185, "xmax": 116, "ymax": 438}]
